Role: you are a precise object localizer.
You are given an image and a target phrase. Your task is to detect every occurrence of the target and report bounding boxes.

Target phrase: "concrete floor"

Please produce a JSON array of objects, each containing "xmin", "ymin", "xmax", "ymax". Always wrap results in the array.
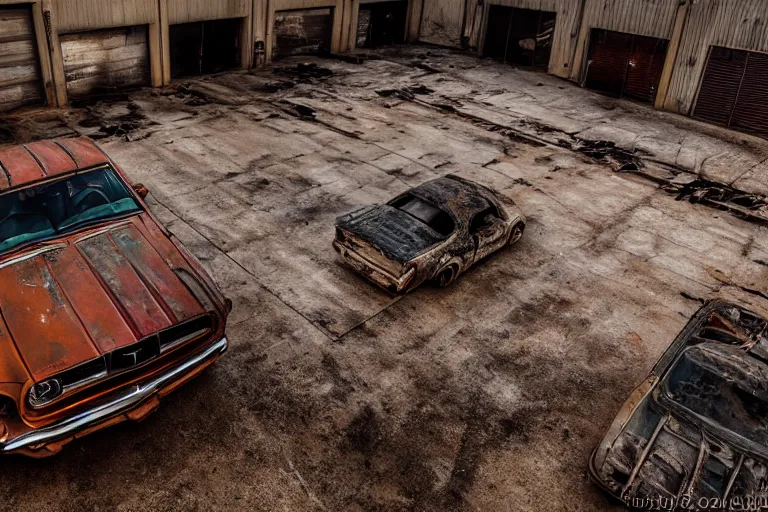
[{"xmin": 2, "ymin": 47, "xmax": 768, "ymax": 511}]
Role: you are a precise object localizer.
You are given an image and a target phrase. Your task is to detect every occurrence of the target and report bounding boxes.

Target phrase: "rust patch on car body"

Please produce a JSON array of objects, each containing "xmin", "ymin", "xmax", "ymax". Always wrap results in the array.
[{"xmin": 0, "ymin": 137, "xmax": 230, "ymax": 457}]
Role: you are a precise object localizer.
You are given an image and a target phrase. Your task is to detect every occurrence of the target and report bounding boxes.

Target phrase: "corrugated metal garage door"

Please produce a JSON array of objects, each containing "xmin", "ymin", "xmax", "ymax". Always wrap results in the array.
[
  {"xmin": 483, "ymin": 6, "xmax": 556, "ymax": 69},
  {"xmin": 694, "ymin": 47, "xmax": 768, "ymax": 139},
  {"xmin": 273, "ymin": 9, "xmax": 332, "ymax": 60},
  {"xmin": 419, "ymin": 0, "xmax": 464, "ymax": 47},
  {"xmin": 60, "ymin": 26, "xmax": 150, "ymax": 99},
  {"xmin": 585, "ymin": 29, "xmax": 668, "ymax": 104},
  {"xmin": 0, "ymin": 6, "xmax": 44, "ymax": 112}
]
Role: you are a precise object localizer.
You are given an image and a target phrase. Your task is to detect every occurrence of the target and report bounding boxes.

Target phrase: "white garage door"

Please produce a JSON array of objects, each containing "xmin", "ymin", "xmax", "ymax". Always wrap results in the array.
[
  {"xmin": 60, "ymin": 26, "xmax": 150, "ymax": 99},
  {"xmin": 0, "ymin": 6, "xmax": 44, "ymax": 112}
]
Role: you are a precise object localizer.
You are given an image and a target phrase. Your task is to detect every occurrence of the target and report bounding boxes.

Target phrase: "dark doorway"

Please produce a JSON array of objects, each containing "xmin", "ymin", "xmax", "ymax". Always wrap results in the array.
[
  {"xmin": 273, "ymin": 8, "xmax": 333, "ymax": 60},
  {"xmin": 585, "ymin": 29, "xmax": 669, "ymax": 104},
  {"xmin": 356, "ymin": 1, "xmax": 407, "ymax": 48},
  {"xmin": 694, "ymin": 46, "xmax": 768, "ymax": 139},
  {"xmin": 170, "ymin": 18, "xmax": 242, "ymax": 78},
  {"xmin": 482, "ymin": 6, "xmax": 556, "ymax": 69}
]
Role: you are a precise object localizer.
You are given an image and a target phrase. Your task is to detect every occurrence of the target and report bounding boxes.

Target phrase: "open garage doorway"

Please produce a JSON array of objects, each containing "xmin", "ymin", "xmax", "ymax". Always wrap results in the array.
[
  {"xmin": 584, "ymin": 29, "xmax": 668, "ymax": 104},
  {"xmin": 170, "ymin": 18, "xmax": 243, "ymax": 78},
  {"xmin": 272, "ymin": 8, "xmax": 333, "ymax": 60},
  {"xmin": 483, "ymin": 6, "xmax": 556, "ymax": 69},
  {"xmin": 356, "ymin": 0, "xmax": 407, "ymax": 48}
]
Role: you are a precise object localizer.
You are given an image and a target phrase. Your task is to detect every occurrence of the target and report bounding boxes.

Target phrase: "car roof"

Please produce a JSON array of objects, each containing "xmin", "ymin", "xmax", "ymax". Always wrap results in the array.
[
  {"xmin": 0, "ymin": 137, "xmax": 110, "ymax": 192},
  {"xmin": 409, "ymin": 176, "xmax": 492, "ymax": 222}
]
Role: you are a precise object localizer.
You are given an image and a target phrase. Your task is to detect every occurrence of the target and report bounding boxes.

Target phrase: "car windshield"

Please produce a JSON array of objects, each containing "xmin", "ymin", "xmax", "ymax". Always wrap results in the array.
[
  {"xmin": 664, "ymin": 345, "xmax": 768, "ymax": 446},
  {"xmin": 390, "ymin": 194, "xmax": 455, "ymax": 236},
  {"xmin": 0, "ymin": 167, "xmax": 141, "ymax": 255}
]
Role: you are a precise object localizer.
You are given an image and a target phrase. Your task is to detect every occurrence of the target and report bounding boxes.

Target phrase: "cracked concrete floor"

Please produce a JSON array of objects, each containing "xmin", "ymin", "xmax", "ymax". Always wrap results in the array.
[{"xmin": 3, "ymin": 49, "xmax": 768, "ymax": 512}]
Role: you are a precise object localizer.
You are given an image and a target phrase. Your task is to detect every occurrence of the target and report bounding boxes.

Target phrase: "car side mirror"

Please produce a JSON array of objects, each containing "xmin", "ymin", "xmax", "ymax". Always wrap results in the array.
[{"xmin": 132, "ymin": 183, "xmax": 149, "ymax": 199}]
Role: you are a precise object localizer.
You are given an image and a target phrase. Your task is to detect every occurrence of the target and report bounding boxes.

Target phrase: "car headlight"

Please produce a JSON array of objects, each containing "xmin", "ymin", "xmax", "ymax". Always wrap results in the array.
[{"xmin": 28, "ymin": 379, "xmax": 63, "ymax": 408}]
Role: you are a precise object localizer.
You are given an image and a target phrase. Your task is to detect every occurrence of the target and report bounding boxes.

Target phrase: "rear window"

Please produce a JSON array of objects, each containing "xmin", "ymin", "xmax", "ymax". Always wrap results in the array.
[
  {"xmin": 665, "ymin": 346, "xmax": 768, "ymax": 446},
  {"xmin": 390, "ymin": 194, "xmax": 454, "ymax": 236}
]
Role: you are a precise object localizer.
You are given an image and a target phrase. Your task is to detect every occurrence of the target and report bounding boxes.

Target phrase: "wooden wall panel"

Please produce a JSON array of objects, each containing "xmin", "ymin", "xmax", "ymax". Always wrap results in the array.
[
  {"xmin": 53, "ymin": 0, "xmax": 158, "ymax": 32},
  {"xmin": 60, "ymin": 26, "xmax": 150, "ymax": 98},
  {"xmin": 0, "ymin": 7, "xmax": 44, "ymax": 111},
  {"xmin": 167, "ymin": 0, "xmax": 249, "ymax": 24},
  {"xmin": 665, "ymin": 0, "xmax": 768, "ymax": 114}
]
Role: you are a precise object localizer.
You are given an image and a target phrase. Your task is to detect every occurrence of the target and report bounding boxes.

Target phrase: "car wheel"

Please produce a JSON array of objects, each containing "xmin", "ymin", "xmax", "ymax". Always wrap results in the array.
[
  {"xmin": 435, "ymin": 266, "xmax": 457, "ymax": 288},
  {"xmin": 508, "ymin": 222, "xmax": 525, "ymax": 245}
]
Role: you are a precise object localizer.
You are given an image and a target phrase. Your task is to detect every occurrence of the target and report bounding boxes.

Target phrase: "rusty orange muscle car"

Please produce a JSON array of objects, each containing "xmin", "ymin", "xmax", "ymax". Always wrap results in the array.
[{"xmin": 0, "ymin": 137, "xmax": 231, "ymax": 457}]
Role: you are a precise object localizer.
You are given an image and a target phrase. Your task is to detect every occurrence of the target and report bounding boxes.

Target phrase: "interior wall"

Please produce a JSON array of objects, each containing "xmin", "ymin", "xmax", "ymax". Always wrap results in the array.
[
  {"xmin": 665, "ymin": 0, "xmax": 768, "ymax": 115},
  {"xmin": 266, "ymin": 0, "xmax": 345, "ymax": 60}
]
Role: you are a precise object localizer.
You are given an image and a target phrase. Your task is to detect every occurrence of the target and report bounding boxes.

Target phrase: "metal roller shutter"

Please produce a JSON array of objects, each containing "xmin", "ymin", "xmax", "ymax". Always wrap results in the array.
[
  {"xmin": 693, "ymin": 47, "xmax": 747, "ymax": 127},
  {"xmin": 623, "ymin": 37, "xmax": 668, "ymax": 103},
  {"xmin": 0, "ymin": 6, "xmax": 44, "ymax": 112},
  {"xmin": 60, "ymin": 26, "xmax": 151, "ymax": 99},
  {"xmin": 729, "ymin": 52, "xmax": 768, "ymax": 139},
  {"xmin": 694, "ymin": 47, "xmax": 768, "ymax": 140}
]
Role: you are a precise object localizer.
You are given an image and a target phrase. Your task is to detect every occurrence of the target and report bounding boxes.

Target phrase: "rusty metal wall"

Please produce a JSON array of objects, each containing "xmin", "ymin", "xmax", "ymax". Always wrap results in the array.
[
  {"xmin": 666, "ymin": 0, "xmax": 768, "ymax": 115},
  {"xmin": 60, "ymin": 26, "xmax": 151, "ymax": 98},
  {"xmin": 0, "ymin": 6, "xmax": 44, "ymax": 112}
]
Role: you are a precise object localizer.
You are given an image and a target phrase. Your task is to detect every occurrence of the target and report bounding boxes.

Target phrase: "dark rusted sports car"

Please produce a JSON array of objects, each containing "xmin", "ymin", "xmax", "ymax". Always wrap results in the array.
[
  {"xmin": 333, "ymin": 175, "xmax": 525, "ymax": 293},
  {"xmin": 0, "ymin": 137, "xmax": 230, "ymax": 457},
  {"xmin": 590, "ymin": 300, "xmax": 768, "ymax": 508}
]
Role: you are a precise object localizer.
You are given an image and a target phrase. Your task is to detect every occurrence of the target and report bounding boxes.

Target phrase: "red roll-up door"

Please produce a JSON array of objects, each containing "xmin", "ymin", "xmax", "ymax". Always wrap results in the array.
[
  {"xmin": 730, "ymin": 52, "xmax": 768, "ymax": 139},
  {"xmin": 585, "ymin": 29, "xmax": 669, "ymax": 104},
  {"xmin": 693, "ymin": 47, "xmax": 748, "ymax": 127},
  {"xmin": 694, "ymin": 46, "xmax": 768, "ymax": 140}
]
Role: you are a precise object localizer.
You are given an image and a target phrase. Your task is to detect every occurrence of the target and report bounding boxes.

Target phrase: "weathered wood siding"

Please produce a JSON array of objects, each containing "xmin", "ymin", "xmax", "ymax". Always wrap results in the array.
[
  {"xmin": 419, "ymin": 0, "xmax": 464, "ymax": 47},
  {"xmin": 167, "ymin": 0, "xmax": 249, "ymax": 24},
  {"xmin": 0, "ymin": 6, "xmax": 43, "ymax": 111},
  {"xmin": 665, "ymin": 0, "xmax": 768, "ymax": 115},
  {"xmin": 53, "ymin": 0, "xmax": 158, "ymax": 32},
  {"xmin": 60, "ymin": 26, "xmax": 150, "ymax": 98},
  {"xmin": 474, "ymin": 0, "xmax": 583, "ymax": 78}
]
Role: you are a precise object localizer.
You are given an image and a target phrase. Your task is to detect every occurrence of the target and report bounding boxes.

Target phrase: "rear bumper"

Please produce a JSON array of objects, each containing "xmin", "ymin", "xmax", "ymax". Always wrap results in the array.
[
  {"xmin": 1, "ymin": 337, "xmax": 228, "ymax": 456},
  {"xmin": 333, "ymin": 241, "xmax": 414, "ymax": 292}
]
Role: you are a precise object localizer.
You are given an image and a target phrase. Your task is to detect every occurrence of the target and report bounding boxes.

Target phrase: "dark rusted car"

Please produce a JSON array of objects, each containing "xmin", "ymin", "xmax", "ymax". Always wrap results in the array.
[
  {"xmin": 333, "ymin": 175, "xmax": 525, "ymax": 293},
  {"xmin": 0, "ymin": 137, "xmax": 230, "ymax": 457},
  {"xmin": 590, "ymin": 300, "xmax": 768, "ymax": 508}
]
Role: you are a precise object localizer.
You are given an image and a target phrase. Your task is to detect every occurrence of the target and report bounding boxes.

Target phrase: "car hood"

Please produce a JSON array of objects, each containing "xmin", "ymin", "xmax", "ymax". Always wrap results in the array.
[
  {"xmin": 336, "ymin": 205, "xmax": 446, "ymax": 263},
  {"xmin": 0, "ymin": 216, "xmax": 206, "ymax": 382}
]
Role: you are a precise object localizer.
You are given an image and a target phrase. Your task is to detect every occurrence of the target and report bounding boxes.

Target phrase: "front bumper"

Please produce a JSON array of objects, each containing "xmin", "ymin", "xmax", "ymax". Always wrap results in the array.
[
  {"xmin": 333, "ymin": 241, "xmax": 414, "ymax": 293},
  {"xmin": 1, "ymin": 337, "xmax": 228, "ymax": 455}
]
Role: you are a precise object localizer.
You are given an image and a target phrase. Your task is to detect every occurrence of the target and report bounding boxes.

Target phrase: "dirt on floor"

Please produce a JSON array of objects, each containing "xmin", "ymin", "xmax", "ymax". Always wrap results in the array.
[{"xmin": 2, "ymin": 46, "xmax": 768, "ymax": 512}]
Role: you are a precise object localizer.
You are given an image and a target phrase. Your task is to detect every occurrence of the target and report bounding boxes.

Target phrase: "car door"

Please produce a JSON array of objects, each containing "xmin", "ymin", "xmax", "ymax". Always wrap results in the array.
[{"xmin": 470, "ymin": 206, "xmax": 507, "ymax": 264}]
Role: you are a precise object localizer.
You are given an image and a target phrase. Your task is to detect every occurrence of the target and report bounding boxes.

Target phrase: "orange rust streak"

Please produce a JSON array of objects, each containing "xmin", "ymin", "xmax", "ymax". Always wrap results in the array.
[
  {"xmin": 0, "ymin": 146, "xmax": 46, "ymax": 189},
  {"xmin": 55, "ymin": 138, "xmax": 109, "ymax": 169},
  {"xmin": 0, "ymin": 256, "xmax": 100, "ymax": 381},
  {"xmin": 24, "ymin": 141, "xmax": 77, "ymax": 178}
]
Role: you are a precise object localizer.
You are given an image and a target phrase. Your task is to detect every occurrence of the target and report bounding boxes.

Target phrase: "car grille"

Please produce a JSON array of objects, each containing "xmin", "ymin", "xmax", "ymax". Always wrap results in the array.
[{"xmin": 36, "ymin": 315, "xmax": 215, "ymax": 409}]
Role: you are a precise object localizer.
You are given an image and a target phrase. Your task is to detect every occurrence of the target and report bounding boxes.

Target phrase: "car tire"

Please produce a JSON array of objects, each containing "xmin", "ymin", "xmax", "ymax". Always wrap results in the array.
[
  {"xmin": 508, "ymin": 222, "xmax": 525, "ymax": 245},
  {"xmin": 434, "ymin": 266, "xmax": 457, "ymax": 288}
]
